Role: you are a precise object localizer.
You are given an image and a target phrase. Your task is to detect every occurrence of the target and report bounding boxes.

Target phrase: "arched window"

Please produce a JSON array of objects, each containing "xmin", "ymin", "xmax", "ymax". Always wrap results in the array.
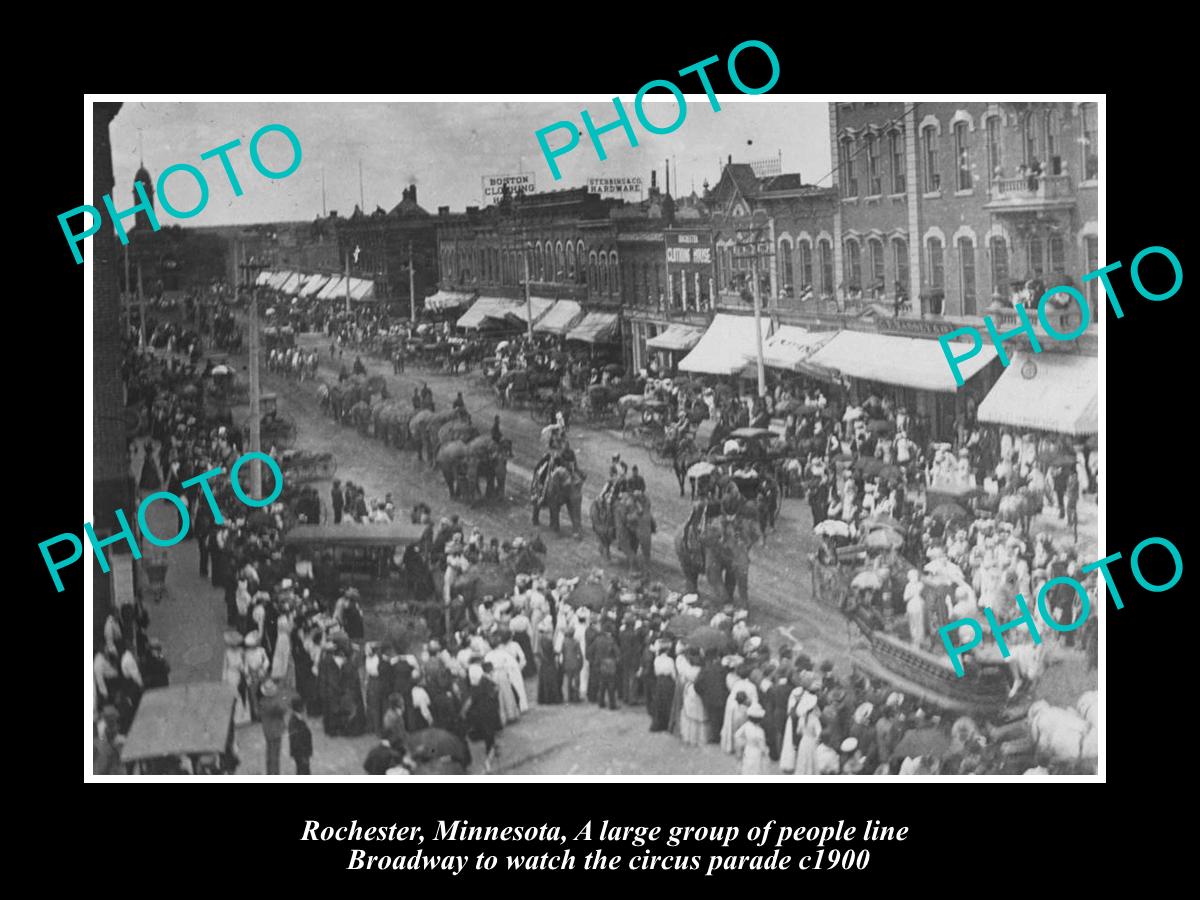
[
  {"xmin": 1043, "ymin": 107, "xmax": 1062, "ymax": 173},
  {"xmin": 868, "ymin": 238, "xmax": 885, "ymax": 290},
  {"xmin": 575, "ymin": 242, "xmax": 586, "ymax": 282},
  {"xmin": 927, "ymin": 237, "xmax": 944, "ymax": 290},
  {"xmin": 1080, "ymin": 103, "xmax": 1098, "ymax": 181},
  {"xmin": 533, "ymin": 242, "xmax": 542, "ymax": 280},
  {"xmin": 840, "ymin": 136, "xmax": 857, "ymax": 197},
  {"xmin": 818, "ymin": 239, "xmax": 833, "ymax": 295},
  {"xmin": 554, "ymin": 241, "xmax": 564, "ymax": 280},
  {"xmin": 985, "ymin": 115, "xmax": 1002, "ymax": 181},
  {"xmin": 797, "ymin": 240, "xmax": 813, "ymax": 290},
  {"xmin": 990, "ymin": 235, "xmax": 1009, "ymax": 300},
  {"xmin": 609, "ymin": 251, "xmax": 619, "ymax": 294},
  {"xmin": 589, "ymin": 251, "xmax": 598, "ymax": 288},
  {"xmin": 958, "ymin": 237, "xmax": 976, "ymax": 314},
  {"xmin": 844, "ymin": 238, "xmax": 862, "ymax": 290},
  {"xmin": 1022, "ymin": 111, "xmax": 1038, "ymax": 165},
  {"xmin": 893, "ymin": 238, "xmax": 909, "ymax": 294},
  {"xmin": 954, "ymin": 121, "xmax": 971, "ymax": 190},
  {"xmin": 598, "ymin": 252, "xmax": 609, "ymax": 294},
  {"xmin": 922, "ymin": 125, "xmax": 940, "ymax": 192},
  {"xmin": 566, "ymin": 241, "xmax": 577, "ymax": 280},
  {"xmin": 889, "ymin": 129, "xmax": 906, "ymax": 193},
  {"xmin": 866, "ymin": 134, "xmax": 881, "ymax": 195},
  {"xmin": 778, "ymin": 238, "xmax": 794, "ymax": 290}
]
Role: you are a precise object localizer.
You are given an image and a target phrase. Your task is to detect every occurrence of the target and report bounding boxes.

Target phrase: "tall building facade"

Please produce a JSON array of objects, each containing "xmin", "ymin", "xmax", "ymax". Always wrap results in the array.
[
  {"xmin": 832, "ymin": 101, "xmax": 1099, "ymax": 319},
  {"xmin": 334, "ymin": 185, "xmax": 439, "ymax": 307}
]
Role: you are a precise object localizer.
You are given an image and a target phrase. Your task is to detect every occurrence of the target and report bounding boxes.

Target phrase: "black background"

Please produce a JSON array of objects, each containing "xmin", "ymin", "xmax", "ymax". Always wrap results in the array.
[{"xmin": 30, "ymin": 29, "xmax": 1186, "ymax": 887}]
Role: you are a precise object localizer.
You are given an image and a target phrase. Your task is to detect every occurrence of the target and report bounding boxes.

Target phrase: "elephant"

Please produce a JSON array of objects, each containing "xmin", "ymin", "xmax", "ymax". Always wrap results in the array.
[
  {"xmin": 434, "ymin": 440, "xmax": 470, "ymax": 499},
  {"xmin": 365, "ymin": 374, "xmax": 388, "ymax": 398},
  {"xmin": 997, "ymin": 488, "xmax": 1042, "ymax": 533},
  {"xmin": 408, "ymin": 409, "xmax": 435, "ymax": 459},
  {"xmin": 421, "ymin": 408, "xmax": 470, "ymax": 464},
  {"xmin": 370, "ymin": 398, "xmax": 393, "ymax": 438},
  {"xmin": 674, "ymin": 514, "xmax": 760, "ymax": 606},
  {"xmin": 532, "ymin": 464, "xmax": 584, "ymax": 535},
  {"xmin": 590, "ymin": 490, "xmax": 655, "ymax": 570},
  {"xmin": 349, "ymin": 400, "xmax": 372, "ymax": 435},
  {"xmin": 326, "ymin": 383, "xmax": 346, "ymax": 422},
  {"xmin": 377, "ymin": 405, "xmax": 414, "ymax": 449},
  {"xmin": 316, "ymin": 382, "xmax": 331, "ymax": 413},
  {"xmin": 437, "ymin": 419, "xmax": 478, "ymax": 456},
  {"xmin": 464, "ymin": 435, "xmax": 512, "ymax": 502}
]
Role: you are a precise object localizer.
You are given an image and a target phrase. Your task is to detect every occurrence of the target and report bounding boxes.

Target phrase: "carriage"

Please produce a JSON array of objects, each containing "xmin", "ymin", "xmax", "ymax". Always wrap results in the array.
[
  {"xmin": 121, "ymin": 682, "xmax": 239, "ymax": 775},
  {"xmin": 279, "ymin": 448, "xmax": 338, "ymax": 483},
  {"xmin": 242, "ymin": 408, "xmax": 297, "ymax": 451},
  {"xmin": 578, "ymin": 383, "xmax": 626, "ymax": 428}
]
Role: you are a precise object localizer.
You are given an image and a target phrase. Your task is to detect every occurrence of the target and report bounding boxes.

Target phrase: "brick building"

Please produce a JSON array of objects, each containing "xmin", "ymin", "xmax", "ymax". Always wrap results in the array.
[
  {"xmin": 333, "ymin": 185, "xmax": 438, "ymax": 309},
  {"xmin": 831, "ymin": 101, "xmax": 1099, "ymax": 318}
]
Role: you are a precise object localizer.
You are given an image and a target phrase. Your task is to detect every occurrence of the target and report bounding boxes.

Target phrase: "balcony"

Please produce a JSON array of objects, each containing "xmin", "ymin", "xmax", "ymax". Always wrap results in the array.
[{"xmin": 984, "ymin": 174, "xmax": 1076, "ymax": 213}]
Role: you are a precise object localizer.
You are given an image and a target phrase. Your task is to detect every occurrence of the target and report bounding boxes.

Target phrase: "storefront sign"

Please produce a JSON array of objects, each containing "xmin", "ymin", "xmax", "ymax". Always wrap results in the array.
[
  {"xmin": 665, "ymin": 232, "xmax": 713, "ymax": 266},
  {"xmin": 588, "ymin": 176, "xmax": 642, "ymax": 197},
  {"xmin": 481, "ymin": 174, "xmax": 536, "ymax": 203}
]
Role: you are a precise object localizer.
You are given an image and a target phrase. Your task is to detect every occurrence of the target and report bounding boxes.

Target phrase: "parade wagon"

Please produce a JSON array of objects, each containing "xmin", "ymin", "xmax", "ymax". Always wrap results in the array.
[
  {"xmin": 279, "ymin": 448, "xmax": 338, "ymax": 482},
  {"xmin": 121, "ymin": 682, "xmax": 238, "ymax": 775}
]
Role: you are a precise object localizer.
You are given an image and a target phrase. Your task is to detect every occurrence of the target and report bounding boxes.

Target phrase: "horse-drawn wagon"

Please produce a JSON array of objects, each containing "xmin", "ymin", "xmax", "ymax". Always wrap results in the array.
[{"xmin": 280, "ymin": 448, "xmax": 338, "ymax": 483}]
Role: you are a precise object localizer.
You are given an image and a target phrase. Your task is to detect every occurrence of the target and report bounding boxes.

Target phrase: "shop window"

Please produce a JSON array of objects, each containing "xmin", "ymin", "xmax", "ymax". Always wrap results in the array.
[
  {"xmin": 954, "ymin": 121, "xmax": 972, "ymax": 190},
  {"xmin": 958, "ymin": 237, "xmax": 976, "ymax": 314},
  {"xmin": 890, "ymin": 129, "xmax": 906, "ymax": 193}
]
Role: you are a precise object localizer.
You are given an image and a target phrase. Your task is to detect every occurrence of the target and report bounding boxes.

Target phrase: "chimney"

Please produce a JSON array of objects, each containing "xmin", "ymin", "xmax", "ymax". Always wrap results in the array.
[
  {"xmin": 650, "ymin": 170, "xmax": 657, "ymax": 190},
  {"xmin": 408, "ymin": 184, "xmax": 417, "ymax": 204},
  {"xmin": 438, "ymin": 205, "xmax": 450, "ymax": 216},
  {"xmin": 727, "ymin": 154, "xmax": 732, "ymax": 166}
]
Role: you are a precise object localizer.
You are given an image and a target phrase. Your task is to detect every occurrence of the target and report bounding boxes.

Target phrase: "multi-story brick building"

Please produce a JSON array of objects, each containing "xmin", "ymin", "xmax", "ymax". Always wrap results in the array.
[
  {"xmin": 332, "ymin": 185, "xmax": 439, "ymax": 309},
  {"xmin": 831, "ymin": 101, "xmax": 1099, "ymax": 319}
]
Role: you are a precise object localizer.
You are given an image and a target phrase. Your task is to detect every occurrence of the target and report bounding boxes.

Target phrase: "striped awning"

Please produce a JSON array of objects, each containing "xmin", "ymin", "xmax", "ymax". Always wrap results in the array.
[
  {"xmin": 298, "ymin": 274, "xmax": 330, "ymax": 298},
  {"xmin": 505, "ymin": 296, "xmax": 555, "ymax": 325},
  {"xmin": 266, "ymin": 270, "xmax": 292, "ymax": 290},
  {"xmin": 804, "ymin": 330, "xmax": 997, "ymax": 392},
  {"xmin": 278, "ymin": 272, "xmax": 303, "ymax": 295},
  {"xmin": 457, "ymin": 296, "xmax": 522, "ymax": 329},
  {"xmin": 316, "ymin": 275, "xmax": 348, "ymax": 301},
  {"xmin": 255, "ymin": 270, "xmax": 275, "ymax": 287},
  {"xmin": 533, "ymin": 300, "xmax": 585, "ymax": 335},
  {"xmin": 978, "ymin": 352, "xmax": 1097, "ymax": 435},
  {"xmin": 646, "ymin": 323, "xmax": 705, "ymax": 352},
  {"xmin": 566, "ymin": 311, "xmax": 620, "ymax": 343},
  {"xmin": 346, "ymin": 278, "xmax": 376, "ymax": 302},
  {"xmin": 760, "ymin": 326, "xmax": 837, "ymax": 370},
  {"xmin": 425, "ymin": 290, "xmax": 474, "ymax": 311}
]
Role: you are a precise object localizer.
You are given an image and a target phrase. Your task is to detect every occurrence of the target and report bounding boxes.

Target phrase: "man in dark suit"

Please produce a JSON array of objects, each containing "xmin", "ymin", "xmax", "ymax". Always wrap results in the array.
[
  {"xmin": 626, "ymin": 465, "xmax": 646, "ymax": 493},
  {"xmin": 331, "ymin": 480, "xmax": 344, "ymax": 525}
]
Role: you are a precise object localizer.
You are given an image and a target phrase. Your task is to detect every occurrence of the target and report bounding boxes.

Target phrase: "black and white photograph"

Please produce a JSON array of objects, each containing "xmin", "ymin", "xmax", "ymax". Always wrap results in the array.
[{"xmin": 82, "ymin": 96, "xmax": 1105, "ymax": 781}]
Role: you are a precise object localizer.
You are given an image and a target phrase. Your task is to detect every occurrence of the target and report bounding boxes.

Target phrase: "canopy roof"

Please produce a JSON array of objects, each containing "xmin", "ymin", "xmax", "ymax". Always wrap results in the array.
[
  {"xmin": 646, "ymin": 323, "xmax": 705, "ymax": 352},
  {"xmin": 804, "ymin": 330, "xmax": 998, "ymax": 392},
  {"xmin": 533, "ymin": 300, "xmax": 585, "ymax": 335},
  {"xmin": 425, "ymin": 290, "xmax": 474, "ymax": 311},
  {"xmin": 278, "ymin": 272, "xmax": 303, "ymax": 295},
  {"xmin": 121, "ymin": 682, "xmax": 237, "ymax": 762},
  {"xmin": 457, "ymin": 296, "xmax": 523, "ymax": 329},
  {"xmin": 282, "ymin": 522, "xmax": 429, "ymax": 548},
  {"xmin": 316, "ymin": 275, "xmax": 347, "ymax": 301},
  {"xmin": 298, "ymin": 274, "xmax": 331, "ymax": 298},
  {"xmin": 505, "ymin": 295, "xmax": 555, "ymax": 325},
  {"xmin": 566, "ymin": 311, "xmax": 620, "ymax": 343},
  {"xmin": 977, "ymin": 353, "xmax": 1098, "ymax": 435},
  {"xmin": 760, "ymin": 325, "xmax": 838, "ymax": 370},
  {"xmin": 678, "ymin": 314, "xmax": 772, "ymax": 375}
]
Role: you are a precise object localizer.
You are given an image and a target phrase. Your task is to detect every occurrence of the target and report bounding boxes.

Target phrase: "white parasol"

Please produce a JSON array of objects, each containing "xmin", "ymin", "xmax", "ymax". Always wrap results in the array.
[{"xmin": 814, "ymin": 519, "xmax": 852, "ymax": 538}]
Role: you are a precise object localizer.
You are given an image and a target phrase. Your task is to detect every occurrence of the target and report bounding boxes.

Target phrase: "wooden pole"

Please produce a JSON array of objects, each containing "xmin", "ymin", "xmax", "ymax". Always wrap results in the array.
[
  {"xmin": 248, "ymin": 289, "xmax": 263, "ymax": 498},
  {"xmin": 409, "ymin": 240, "xmax": 416, "ymax": 324},
  {"xmin": 751, "ymin": 256, "xmax": 766, "ymax": 398}
]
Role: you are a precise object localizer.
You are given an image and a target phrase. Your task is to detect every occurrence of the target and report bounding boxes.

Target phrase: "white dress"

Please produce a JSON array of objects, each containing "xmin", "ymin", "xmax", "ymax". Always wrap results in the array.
[{"xmin": 735, "ymin": 721, "xmax": 768, "ymax": 775}]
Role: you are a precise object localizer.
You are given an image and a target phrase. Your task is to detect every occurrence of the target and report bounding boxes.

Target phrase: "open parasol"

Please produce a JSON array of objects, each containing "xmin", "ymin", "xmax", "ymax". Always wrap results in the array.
[
  {"xmin": 930, "ymin": 502, "xmax": 970, "ymax": 523},
  {"xmin": 404, "ymin": 728, "xmax": 470, "ymax": 767},
  {"xmin": 892, "ymin": 727, "xmax": 951, "ymax": 760},
  {"xmin": 864, "ymin": 514, "xmax": 905, "ymax": 534},
  {"xmin": 667, "ymin": 613, "xmax": 705, "ymax": 637},
  {"xmin": 864, "ymin": 529, "xmax": 904, "ymax": 550},
  {"xmin": 814, "ymin": 519, "xmax": 852, "ymax": 538},
  {"xmin": 680, "ymin": 625, "xmax": 732, "ymax": 652},
  {"xmin": 568, "ymin": 580, "xmax": 609, "ymax": 611},
  {"xmin": 687, "ymin": 460, "xmax": 716, "ymax": 480}
]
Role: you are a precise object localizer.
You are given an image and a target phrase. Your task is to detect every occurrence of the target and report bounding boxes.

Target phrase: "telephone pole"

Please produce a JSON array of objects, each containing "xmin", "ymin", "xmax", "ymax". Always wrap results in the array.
[
  {"xmin": 248, "ymin": 288, "xmax": 263, "ymax": 498},
  {"xmin": 409, "ymin": 240, "xmax": 416, "ymax": 323},
  {"xmin": 732, "ymin": 216, "xmax": 772, "ymax": 398}
]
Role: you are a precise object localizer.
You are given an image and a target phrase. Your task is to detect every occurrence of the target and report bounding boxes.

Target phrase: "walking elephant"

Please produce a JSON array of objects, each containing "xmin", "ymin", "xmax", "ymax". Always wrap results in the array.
[
  {"xmin": 464, "ymin": 435, "xmax": 512, "ymax": 502},
  {"xmin": 409, "ymin": 409, "xmax": 434, "ymax": 460},
  {"xmin": 375, "ymin": 403, "xmax": 412, "ymax": 448},
  {"xmin": 437, "ymin": 418, "xmax": 478, "ymax": 457},
  {"xmin": 421, "ymin": 408, "xmax": 470, "ymax": 464},
  {"xmin": 533, "ymin": 465, "xmax": 584, "ymax": 535},
  {"xmin": 434, "ymin": 440, "xmax": 470, "ymax": 499},
  {"xmin": 673, "ymin": 515, "xmax": 760, "ymax": 606},
  {"xmin": 590, "ymin": 491, "xmax": 655, "ymax": 570},
  {"xmin": 349, "ymin": 400, "xmax": 372, "ymax": 435}
]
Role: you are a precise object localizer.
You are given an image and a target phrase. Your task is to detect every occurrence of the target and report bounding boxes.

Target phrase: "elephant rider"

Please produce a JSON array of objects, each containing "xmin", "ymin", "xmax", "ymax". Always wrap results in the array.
[
  {"xmin": 532, "ymin": 441, "xmax": 578, "ymax": 506},
  {"xmin": 353, "ymin": 356, "xmax": 367, "ymax": 376}
]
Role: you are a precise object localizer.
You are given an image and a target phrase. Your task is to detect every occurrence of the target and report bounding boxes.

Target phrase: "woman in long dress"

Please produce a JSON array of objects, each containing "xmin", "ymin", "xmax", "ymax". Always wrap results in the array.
[
  {"xmin": 677, "ymin": 651, "xmax": 706, "ymax": 746},
  {"xmin": 793, "ymin": 693, "xmax": 822, "ymax": 776},
  {"xmin": 485, "ymin": 640, "xmax": 520, "ymax": 725},
  {"xmin": 721, "ymin": 669, "xmax": 759, "ymax": 754},
  {"xmin": 462, "ymin": 665, "xmax": 502, "ymax": 773},
  {"xmin": 734, "ymin": 705, "xmax": 769, "ymax": 775},
  {"xmin": 668, "ymin": 647, "xmax": 695, "ymax": 736},
  {"xmin": 649, "ymin": 649, "xmax": 675, "ymax": 732},
  {"xmin": 221, "ymin": 633, "xmax": 251, "ymax": 726},
  {"xmin": 271, "ymin": 613, "xmax": 293, "ymax": 690},
  {"xmin": 536, "ymin": 621, "xmax": 563, "ymax": 705}
]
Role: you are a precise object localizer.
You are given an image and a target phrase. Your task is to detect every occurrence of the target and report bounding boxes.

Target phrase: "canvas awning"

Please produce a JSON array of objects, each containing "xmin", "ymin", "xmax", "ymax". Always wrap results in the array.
[
  {"xmin": 566, "ymin": 311, "xmax": 620, "ymax": 343},
  {"xmin": 255, "ymin": 270, "xmax": 275, "ymax": 287},
  {"xmin": 760, "ymin": 326, "xmax": 838, "ymax": 370},
  {"xmin": 978, "ymin": 353, "xmax": 1098, "ymax": 435},
  {"xmin": 678, "ymin": 314, "xmax": 772, "ymax": 375},
  {"xmin": 278, "ymin": 272, "xmax": 303, "ymax": 295},
  {"xmin": 347, "ymin": 278, "xmax": 376, "ymax": 302},
  {"xmin": 533, "ymin": 300, "xmax": 584, "ymax": 335},
  {"xmin": 316, "ymin": 275, "xmax": 348, "ymax": 301},
  {"xmin": 803, "ymin": 330, "xmax": 997, "ymax": 392},
  {"xmin": 458, "ymin": 296, "xmax": 522, "ymax": 329},
  {"xmin": 266, "ymin": 270, "xmax": 292, "ymax": 290},
  {"xmin": 646, "ymin": 323, "xmax": 705, "ymax": 352},
  {"xmin": 505, "ymin": 295, "xmax": 555, "ymax": 325},
  {"xmin": 298, "ymin": 274, "xmax": 330, "ymax": 298},
  {"xmin": 425, "ymin": 290, "xmax": 474, "ymax": 311}
]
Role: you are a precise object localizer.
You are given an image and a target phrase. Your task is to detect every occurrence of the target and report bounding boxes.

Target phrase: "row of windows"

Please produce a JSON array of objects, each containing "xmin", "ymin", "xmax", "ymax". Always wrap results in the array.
[
  {"xmin": 840, "ymin": 104, "xmax": 1099, "ymax": 199},
  {"xmin": 440, "ymin": 241, "xmax": 620, "ymax": 295}
]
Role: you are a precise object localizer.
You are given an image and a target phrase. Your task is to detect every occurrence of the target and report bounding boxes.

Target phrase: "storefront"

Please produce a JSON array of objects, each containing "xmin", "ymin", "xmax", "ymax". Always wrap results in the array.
[
  {"xmin": 678, "ymin": 313, "xmax": 772, "ymax": 377},
  {"xmin": 533, "ymin": 299, "xmax": 585, "ymax": 336},
  {"xmin": 802, "ymin": 329, "xmax": 1000, "ymax": 441},
  {"xmin": 644, "ymin": 323, "xmax": 705, "ymax": 375},
  {"xmin": 457, "ymin": 295, "xmax": 523, "ymax": 330},
  {"xmin": 504, "ymin": 295, "xmax": 555, "ymax": 330},
  {"xmin": 977, "ymin": 351, "xmax": 1097, "ymax": 437}
]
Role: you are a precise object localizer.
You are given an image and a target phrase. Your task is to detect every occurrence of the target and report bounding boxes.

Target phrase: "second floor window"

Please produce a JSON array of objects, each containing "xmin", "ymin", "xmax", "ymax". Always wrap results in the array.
[
  {"xmin": 954, "ymin": 122, "xmax": 972, "ymax": 190},
  {"xmin": 841, "ymin": 137, "xmax": 857, "ymax": 197},
  {"xmin": 923, "ymin": 126, "xmax": 940, "ymax": 192},
  {"xmin": 1081, "ymin": 102, "xmax": 1098, "ymax": 181},
  {"xmin": 959, "ymin": 237, "xmax": 976, "ymax": 314},
  {"xmin": 890, "ymin": 130, "xmax": 906, "ymax": 193},
  {"xmin": 819, "ymin": 240, "xmax": 833, "ymax": 294},
  {"xmin": 1049, "ymin": 235, "xmax": 1065, "ymax": 275},
  {"xmin": 894, "ymin": 238, "xmax": 909, "ymax": 292},
  {"xmin": 779, "ymin": 238, "xmax": 794, "ymax": 288},
  {"xmin": 845, "ymin": 240, "xmax": 862, "ymax": 290},
  {"xmin": 867, "ymin": 134, "xmax": 881, "ymax": 195},
  {"xmin": 869, "ymin": 238, "xmax": 885, "ymax": 290},
  {"xmin": 990, "ymin": 237, "xmax": 1008, "ymax": 299},
  {"xmin": 928, "ymin": 238, "xmax": 944, "ymax": 290},
  {"xmin": 986, "ymin": 116, "xmax": 1001, "ymax": 181},
  {"xmin": 799, "ymin": 240, "xmax": 813, "ymax": 289}
]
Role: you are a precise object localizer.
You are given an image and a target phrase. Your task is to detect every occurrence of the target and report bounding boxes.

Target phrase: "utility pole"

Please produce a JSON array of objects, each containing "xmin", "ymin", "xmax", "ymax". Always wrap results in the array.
[
  {"xmin": 345, "ymin": 252, "xmax": 351, "ymax": 315},
  {"xmin": 123, "ymin": 244, "xmax": 131, "ymax": 333},
  {"xmin": 409, "ymin": 240, "xmax": 416, "ymax": 323},
  {"xmin": 248, "ymin": 288, "xmax": 263, "ymax": 499},
  {"xmin": 751, "ymin": 256, "xmax": 766, "ymax": 397},
  {"xmin": 522, "ymin": 242, "xmax": 533, "ymax": 341},
  {"xmin": 136, "ymin": 263, "xmax": 146, "ymax": 349},
  {"xmin": 733, "ymin": 217, "xmax": 771, "ymax": 398}
]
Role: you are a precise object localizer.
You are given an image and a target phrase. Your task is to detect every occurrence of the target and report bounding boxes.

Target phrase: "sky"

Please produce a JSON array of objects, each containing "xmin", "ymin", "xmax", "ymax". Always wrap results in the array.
[{"xmin": 108, "ymin": 99, "xmax": 832, "ymax": 226}]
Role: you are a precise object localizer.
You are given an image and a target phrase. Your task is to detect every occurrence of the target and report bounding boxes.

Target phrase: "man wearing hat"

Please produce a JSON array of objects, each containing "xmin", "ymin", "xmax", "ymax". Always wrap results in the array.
[{"xmin": 259, "ymin": 679, "xmax": 289, "ymax": 775}]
